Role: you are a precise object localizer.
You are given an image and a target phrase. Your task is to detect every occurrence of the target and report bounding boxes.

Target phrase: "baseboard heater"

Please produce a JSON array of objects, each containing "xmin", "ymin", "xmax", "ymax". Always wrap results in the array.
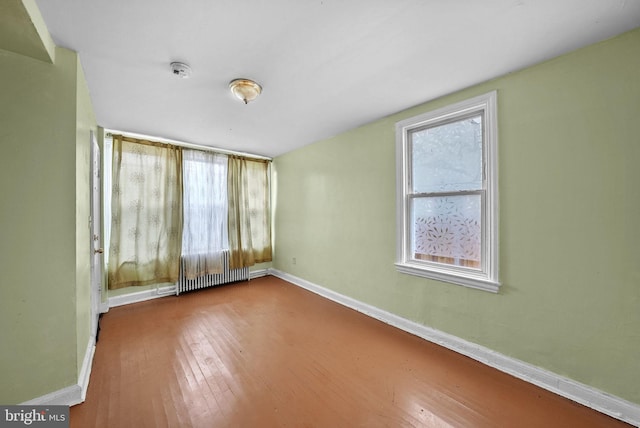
[{"xmin": 177, "ymin": 251, "xmax": 249, "ymax": 295}]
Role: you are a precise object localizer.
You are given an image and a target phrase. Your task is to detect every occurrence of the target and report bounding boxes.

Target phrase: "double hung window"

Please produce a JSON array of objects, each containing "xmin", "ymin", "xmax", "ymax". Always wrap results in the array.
[
  {"xmin": 181, "ymin": 149, "xmax": 229, "ymax": 278},
  {"xmin": 395, "ymin": 92, "xmax": 499, "ymax": 292}
]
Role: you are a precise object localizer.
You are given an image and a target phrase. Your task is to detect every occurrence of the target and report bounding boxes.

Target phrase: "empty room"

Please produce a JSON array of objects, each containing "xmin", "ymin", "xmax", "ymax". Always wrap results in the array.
[{"xmin": 1, "ymin": 1, "xmax": 639, "ymax": 427}]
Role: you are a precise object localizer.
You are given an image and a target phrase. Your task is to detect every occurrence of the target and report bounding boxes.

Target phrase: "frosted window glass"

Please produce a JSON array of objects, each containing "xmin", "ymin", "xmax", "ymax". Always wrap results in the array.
[
  {"xmin": 411, "ymin": 115, "xmax": 482, "ymax": 193},
  {"xmin": 411, "ymin": 195, "xmax": 481, "ymax": 266}
]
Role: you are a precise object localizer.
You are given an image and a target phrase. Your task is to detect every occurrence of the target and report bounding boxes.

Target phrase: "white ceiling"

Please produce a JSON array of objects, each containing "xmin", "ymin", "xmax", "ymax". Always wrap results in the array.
[{"xmin": 34, "ymin": 0, "xmax": 640, "ymax": 158}]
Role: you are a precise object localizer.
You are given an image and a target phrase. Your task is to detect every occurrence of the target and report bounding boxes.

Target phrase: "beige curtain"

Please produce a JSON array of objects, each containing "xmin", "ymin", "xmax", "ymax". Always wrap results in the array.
[
  {"xmin": 227, "ymin": 156, "xmax": 272, "ymax": 269},
  {"xmin": 108, "ymin": 135, "xmax": 183, "ymax": 289}
]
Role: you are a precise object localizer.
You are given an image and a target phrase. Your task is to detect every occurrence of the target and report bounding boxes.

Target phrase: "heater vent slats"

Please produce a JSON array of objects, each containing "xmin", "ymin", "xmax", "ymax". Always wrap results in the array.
[{"xmin": 177, "ymin": 251, "xmax": 249, "ymax": 295}]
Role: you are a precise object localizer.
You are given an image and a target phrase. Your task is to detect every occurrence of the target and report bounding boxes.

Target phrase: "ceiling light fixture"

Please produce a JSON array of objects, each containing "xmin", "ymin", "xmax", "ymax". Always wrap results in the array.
[{"xmin": 229, "ymin": 78, "xmax": 262, "ymax": 104}]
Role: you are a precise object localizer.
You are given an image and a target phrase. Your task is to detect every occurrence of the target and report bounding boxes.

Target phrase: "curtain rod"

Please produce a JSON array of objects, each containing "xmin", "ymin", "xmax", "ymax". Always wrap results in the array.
[{"xmin": 104, "ymin": 130, "xmax": 272, "ymax": 161}]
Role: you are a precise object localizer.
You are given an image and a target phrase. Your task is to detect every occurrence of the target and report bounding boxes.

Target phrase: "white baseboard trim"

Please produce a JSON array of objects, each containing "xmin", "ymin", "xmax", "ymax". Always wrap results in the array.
[
  {"xmin": 21, "ymin": 336, "xmax": 96, "ymax": 407},
  {"xmin": 77, "ymin": 337, "xmax": 96, "ymax": 402},
  {"xmin": 21, "ymin": 384, "xmax": 81, "ymax": 407},
  {"xmin": 108, "ymin": 284, "xmax": 177, "ymax": 308},
  {"xmin": 99, "ymin": 301, "xmax": 110, "ymax": 314},
  {"xmin": 268, "ymin": 268, "xmax": 640, "ymax": 427},
  {"xmin": 108, "ymin": 272, "xmax": 267, "ymax": 307},
  {"xmin": 108, "ymin": 275, "xmax": 263, "ymax": 306},
  {"xmin": 249, "ymin": 268, "xmax": 269, "ymax": 279}
]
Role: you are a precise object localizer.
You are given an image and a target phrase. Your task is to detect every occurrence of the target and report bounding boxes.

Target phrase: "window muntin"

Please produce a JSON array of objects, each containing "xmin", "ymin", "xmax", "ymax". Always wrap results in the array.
[{"xmin": 396, "ymin": 92, "xmax": 499, "ymax": 292}]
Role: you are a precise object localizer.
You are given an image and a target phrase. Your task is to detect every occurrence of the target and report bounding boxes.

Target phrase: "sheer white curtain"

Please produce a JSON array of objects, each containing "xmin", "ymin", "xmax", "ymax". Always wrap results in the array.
[{"xmin": 182, "ymin": 149, "xmax": 228, "ymax": 279}]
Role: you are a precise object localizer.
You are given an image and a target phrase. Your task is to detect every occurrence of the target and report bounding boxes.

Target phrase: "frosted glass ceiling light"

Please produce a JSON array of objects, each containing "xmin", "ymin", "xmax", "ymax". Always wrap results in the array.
[{"xmin": 229, "ymin": 78, "xmax": 262, "ymax": 104}]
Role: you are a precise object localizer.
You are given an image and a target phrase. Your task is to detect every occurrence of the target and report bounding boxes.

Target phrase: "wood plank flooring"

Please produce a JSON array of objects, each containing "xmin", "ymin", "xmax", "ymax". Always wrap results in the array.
[{"xmin": 72, "ymin": 276, "xmax": 631, "ymax": 427}]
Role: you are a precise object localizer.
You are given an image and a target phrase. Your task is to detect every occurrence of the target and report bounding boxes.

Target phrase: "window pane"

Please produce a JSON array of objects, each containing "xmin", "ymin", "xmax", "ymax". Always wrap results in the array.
[
  {"xmin": 411, "ymin": 194, "xmax": 481, "ymax": 268},
  {"xmin": 411, "ymin": 115, "xmax": 483, "ymax": 193},
  {"xmin": 182, "ymin": 150, "xmax": 229, "ymax": 255}
]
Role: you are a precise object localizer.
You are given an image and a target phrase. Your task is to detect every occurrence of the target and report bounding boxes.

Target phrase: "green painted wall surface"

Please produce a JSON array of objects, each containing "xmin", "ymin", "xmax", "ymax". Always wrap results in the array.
[
  {"xmin": 273, "ymin": 28, "xmax": 640, "ymax": 404},
  {"xmin": 0, "ymin": 47, "xmax": 80, "ymax": 403},
  {"xmin": 75, "ymin": 59, "xmax": 97, "ymax": 378},
  {"xmin": 0, "ymin": 0, "xmax": 55, "ymax": 63}
]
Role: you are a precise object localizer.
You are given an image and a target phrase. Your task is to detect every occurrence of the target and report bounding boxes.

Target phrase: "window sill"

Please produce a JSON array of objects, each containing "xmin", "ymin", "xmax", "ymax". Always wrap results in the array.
[{"xmin": 395, "ymin": 262, "xmax": 500, "ymax": 293}]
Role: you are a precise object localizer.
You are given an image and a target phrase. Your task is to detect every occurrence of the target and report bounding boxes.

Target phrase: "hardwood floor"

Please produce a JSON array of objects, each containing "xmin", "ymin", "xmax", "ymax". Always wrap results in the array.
[{"xmin": 72, "ymin": 276, "xmax": 630, "ymax": 427}]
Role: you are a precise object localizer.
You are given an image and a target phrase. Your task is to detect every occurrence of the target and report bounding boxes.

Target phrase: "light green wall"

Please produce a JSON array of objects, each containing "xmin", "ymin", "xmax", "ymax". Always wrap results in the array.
[
  {"xmin": 0, "ymin": 0, "xmax": 55, "ymax": 63},
  {"xmin": 251, "ymin": 262, "xmax": 272, "ymax": 272},
  {"xmin": 273, "ymin": 28, "xmax": 640, "ymax": 404},
  {"xmin": 0, "ymin": 45, "xmax": 96, "ymax": 403}
]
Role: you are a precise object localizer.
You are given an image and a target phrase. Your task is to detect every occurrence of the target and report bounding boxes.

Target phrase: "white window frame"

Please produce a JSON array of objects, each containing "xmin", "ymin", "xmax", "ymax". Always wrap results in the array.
[{"xmin": 395, "ymin": 91, "xmax": 500, "ymax": 293}]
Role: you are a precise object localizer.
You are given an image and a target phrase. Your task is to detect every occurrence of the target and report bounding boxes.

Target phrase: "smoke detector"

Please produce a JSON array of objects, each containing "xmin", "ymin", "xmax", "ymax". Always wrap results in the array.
[{"xmin": 170, "ymin": 62, "xmax": 192, "ymax": 79}]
